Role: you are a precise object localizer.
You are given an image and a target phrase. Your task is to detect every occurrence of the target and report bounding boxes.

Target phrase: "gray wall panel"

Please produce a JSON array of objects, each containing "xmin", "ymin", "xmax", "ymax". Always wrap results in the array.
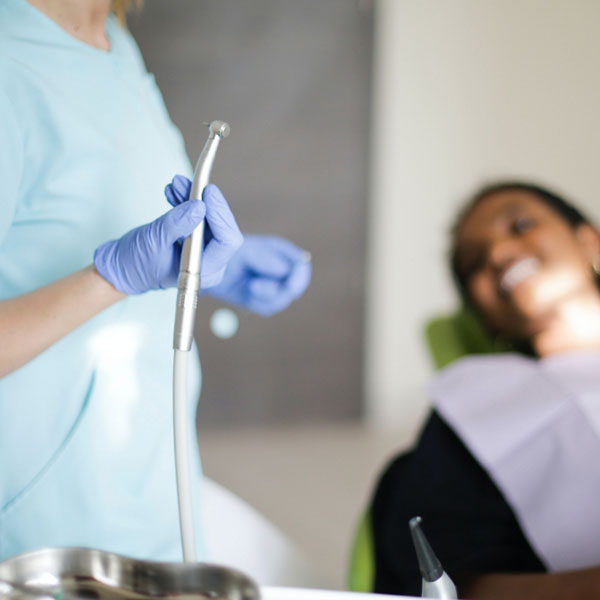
[{"xmin": 130, "ymin": 0, "xmax": 372, "ymax": 424}]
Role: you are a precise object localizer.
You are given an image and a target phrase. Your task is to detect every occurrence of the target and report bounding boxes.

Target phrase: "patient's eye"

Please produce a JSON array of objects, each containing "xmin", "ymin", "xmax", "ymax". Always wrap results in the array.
[{"xmin": 511, "ymin": 216, "xmax": 535, "ymax": 234}]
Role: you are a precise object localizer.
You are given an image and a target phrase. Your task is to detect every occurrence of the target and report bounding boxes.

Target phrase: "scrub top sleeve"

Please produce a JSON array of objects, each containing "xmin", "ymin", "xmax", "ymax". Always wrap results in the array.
[
  {"xmin": 0, "ymin": 89, "xmax": 24, "ymax": 244},
  {"xmin": 370, "ymin": 411, "xmax": 545, "ymax": 597}
]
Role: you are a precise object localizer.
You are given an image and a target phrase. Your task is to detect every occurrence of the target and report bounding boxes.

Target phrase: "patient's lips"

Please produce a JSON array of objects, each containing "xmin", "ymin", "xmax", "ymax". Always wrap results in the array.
[{"xmin": 499, "ymin": 256, "xmax": 540, "ymax": 295}]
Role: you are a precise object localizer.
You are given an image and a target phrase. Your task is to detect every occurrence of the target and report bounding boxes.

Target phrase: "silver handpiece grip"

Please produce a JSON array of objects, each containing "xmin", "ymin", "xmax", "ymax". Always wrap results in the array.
[{"xmin": 173, "ymin": 120, "xmax": 230, "ymax": 352}]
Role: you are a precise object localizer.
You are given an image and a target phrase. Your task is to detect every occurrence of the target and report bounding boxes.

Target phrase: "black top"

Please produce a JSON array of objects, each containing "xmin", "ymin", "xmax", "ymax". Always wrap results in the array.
[{"xmin": 371, "ymin": 411, "xmax": 545, "ymax": 596}]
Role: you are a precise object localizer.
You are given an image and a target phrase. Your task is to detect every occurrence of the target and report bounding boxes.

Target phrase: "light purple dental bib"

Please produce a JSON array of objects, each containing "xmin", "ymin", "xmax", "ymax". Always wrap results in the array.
[{"xmin": 429, "ymin": 351, "xmax": 600, "ymax": 571}]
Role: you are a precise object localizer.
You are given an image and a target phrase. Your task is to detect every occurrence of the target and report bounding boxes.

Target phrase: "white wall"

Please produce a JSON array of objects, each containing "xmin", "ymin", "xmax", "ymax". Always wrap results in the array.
[{"xmin": 365, "ymin": 0, "xmax": 600, "ymax": 426}]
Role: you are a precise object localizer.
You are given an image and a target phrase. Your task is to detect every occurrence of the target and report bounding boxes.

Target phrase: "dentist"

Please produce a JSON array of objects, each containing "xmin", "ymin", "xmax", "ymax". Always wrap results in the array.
[{"xmin": 0, "ymin": 0, "xmax": 311, "ymax": 562}]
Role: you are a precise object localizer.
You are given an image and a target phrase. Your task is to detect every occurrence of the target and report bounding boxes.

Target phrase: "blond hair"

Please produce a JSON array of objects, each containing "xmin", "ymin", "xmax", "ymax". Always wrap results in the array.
[{"xmin": 111, "ymin": 0, "xmax": 144, "ymax": 25}]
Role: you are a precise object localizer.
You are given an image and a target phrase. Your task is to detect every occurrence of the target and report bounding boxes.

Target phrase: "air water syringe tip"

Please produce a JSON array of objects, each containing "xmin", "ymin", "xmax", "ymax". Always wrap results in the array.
[{"xmin": 409, "ymin": 515, "xmax": 443, "ymax": 582}]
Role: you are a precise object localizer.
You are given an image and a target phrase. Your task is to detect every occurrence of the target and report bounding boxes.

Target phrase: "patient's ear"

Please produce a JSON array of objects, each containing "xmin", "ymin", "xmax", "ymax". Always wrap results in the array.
[{"xmin": 575, "ymin": 224, "xmax": 600, "ymax": 263}]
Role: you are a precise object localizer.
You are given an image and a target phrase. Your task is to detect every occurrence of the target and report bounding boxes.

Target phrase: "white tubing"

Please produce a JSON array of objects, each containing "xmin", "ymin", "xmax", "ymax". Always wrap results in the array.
[{"xmin": 173, "ymin": 348, "xmax": 197, "ymax": 562}]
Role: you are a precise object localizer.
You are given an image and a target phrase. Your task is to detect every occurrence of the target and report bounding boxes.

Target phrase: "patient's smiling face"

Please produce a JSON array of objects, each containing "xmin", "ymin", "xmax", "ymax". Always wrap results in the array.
[{"xmin": 454, "ymin": 189, "xmax": 600, "ymax": 343}]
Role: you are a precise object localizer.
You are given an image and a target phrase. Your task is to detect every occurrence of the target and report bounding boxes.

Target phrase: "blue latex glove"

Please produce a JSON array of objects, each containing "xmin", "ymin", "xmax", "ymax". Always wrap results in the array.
[
  {"xmin": 165, "ymin": 175, "xmax": 312, "ymax": 316},
  {"xmin": 94, "ymin": 183, "xmax": 243, "ymax": 294}
]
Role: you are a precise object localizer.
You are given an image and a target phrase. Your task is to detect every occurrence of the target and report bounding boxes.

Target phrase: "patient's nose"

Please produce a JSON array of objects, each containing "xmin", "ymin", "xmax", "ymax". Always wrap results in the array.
[{"xmin": 487, "ymin": 236, "xmax": 522, "ymax": 271}]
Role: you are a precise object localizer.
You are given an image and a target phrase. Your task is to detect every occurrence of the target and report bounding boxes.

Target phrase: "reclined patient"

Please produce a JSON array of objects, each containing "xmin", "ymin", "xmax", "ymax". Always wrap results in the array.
[{"xmin": 369, "ymin": 181, "xmax": 600, "ymax": 599}]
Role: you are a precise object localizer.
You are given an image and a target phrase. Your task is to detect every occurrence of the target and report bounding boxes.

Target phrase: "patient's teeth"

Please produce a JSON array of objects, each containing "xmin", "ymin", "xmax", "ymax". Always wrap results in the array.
[{"xmin": 500, "ymin": 257, "xmax": 540, "ymax": 293}]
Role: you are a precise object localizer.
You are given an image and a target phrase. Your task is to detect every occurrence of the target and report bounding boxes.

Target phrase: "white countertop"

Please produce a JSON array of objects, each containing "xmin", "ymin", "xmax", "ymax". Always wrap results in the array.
[{"xmin": 262, "ymin": 586, "xmax": 417, "ymax": 600}]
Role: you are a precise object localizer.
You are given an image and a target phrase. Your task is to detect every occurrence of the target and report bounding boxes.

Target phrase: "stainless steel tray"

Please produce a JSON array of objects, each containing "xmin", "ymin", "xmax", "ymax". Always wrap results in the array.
[{"xmin": 0, "ymin": 547, "xmax": 261, "ymax": 599}]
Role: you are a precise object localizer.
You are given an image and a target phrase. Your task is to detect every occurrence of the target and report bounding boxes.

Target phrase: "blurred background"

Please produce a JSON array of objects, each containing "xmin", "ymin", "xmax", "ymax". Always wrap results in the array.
[
  {"xmin": 130, "ymin": 0, "xmax": 600, "ymax": 588},
  {"xmin": 131, "ymin": 0, "xmax": 372, "ymax": 426}
]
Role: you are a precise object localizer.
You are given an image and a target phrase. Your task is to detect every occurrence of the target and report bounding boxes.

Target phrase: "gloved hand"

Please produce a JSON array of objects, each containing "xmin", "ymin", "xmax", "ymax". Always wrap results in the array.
[
  {"xmin": 94, "ymin": 182, "xmax": 243, "ymax": 294},
  {"xmin": 165, "ymin": 175, "xmax": 312, "ymax": 316}
]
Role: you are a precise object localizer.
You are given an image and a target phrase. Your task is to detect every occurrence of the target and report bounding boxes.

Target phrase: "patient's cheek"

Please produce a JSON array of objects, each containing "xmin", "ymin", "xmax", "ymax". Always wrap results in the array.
[{"xmin": 469, "ymin": 277, "xmax": 492, "ymax": 308}]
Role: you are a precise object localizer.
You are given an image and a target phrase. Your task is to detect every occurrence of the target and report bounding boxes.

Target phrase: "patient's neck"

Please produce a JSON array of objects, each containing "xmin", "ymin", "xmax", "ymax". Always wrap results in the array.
[{"xmin": 531, "ymin": 291, "xmax": 600, "ymax": 357}]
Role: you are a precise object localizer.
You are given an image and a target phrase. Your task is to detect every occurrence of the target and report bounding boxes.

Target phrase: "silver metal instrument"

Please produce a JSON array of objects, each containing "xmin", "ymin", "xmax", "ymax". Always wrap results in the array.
[
  {"xmin": 173, "ymin": 120, "xmax": 230, "ymax": 352},
  {"xmin": 0, "ymin": 578, "xmax": 57, "ymax": 600},
  {"xmin": 0, "ymin": 547, "xmax": 261, "ymax": 600},
  {"xmin": 409, "ymin": 517, "xmax": 457, "ymax": 599},
  {"xmin": 172, "ymin": 120, "xmax": 231, "ymax": 563}
]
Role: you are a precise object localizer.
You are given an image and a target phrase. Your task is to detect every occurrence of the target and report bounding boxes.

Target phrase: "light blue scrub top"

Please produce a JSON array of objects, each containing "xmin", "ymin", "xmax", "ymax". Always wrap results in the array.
[{"xmin": 0, "ymin": 0, "xmax": 204, "ymax": 562}]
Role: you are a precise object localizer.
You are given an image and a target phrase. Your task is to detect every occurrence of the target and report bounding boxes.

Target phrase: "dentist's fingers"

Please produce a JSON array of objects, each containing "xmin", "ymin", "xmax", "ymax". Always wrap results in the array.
[
  {"xmin": 246, "ymin": 259, "xmax": 312, "ymax": 315},
  {"xmin": 164, "ymin": 175, "xmax": 192, "ymax": 207},
  {"xmin": 200, "ymin": 184, "xmax": 243, "ymax": 288}
]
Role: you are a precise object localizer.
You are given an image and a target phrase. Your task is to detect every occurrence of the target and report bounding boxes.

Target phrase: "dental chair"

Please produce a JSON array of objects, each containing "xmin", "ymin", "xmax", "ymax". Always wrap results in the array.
[
  {"xmin": 347, "ymin": 307, "xmax": 504, "ymax": 592},
  {"xmin": 202, "ymin": 476, "xmax": 326, "ymax": 588}
]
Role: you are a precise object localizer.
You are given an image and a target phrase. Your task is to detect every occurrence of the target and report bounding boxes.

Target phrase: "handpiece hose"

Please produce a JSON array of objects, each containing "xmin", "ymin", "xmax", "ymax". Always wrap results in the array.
[{"xmin": 173, "ymin": 120, "xmax": 230, "ymax": 563}]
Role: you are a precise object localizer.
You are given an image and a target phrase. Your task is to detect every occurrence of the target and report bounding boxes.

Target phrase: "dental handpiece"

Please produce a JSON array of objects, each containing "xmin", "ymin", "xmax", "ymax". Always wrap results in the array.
[
  {"xmin": 173, "ymin": 119, "xmax": 231, "ymax": 352},
  {"xmin": 172, "ymin": 120, "xmax": 230, "ymax": 563}
]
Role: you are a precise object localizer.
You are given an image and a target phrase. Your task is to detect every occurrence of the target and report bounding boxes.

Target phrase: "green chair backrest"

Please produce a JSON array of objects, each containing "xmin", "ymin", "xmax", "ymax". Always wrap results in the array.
[
  {"xmin": 347, "ymin": 511, "xmax": 374, "ymax": 592},
  {"xmin": 424, "ymin": 306, "xmax": 509, "ymax": 369},
  {"xmin": 347, "ymin": 307, "xmax": 504, "ymax": 592}
]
